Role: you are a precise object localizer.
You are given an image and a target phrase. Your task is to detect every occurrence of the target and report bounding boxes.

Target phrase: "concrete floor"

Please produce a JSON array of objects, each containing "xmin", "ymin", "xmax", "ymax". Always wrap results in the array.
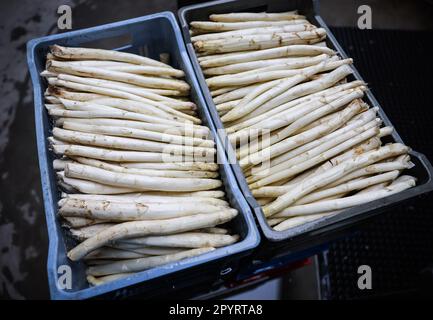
[{"xmin": 0, "ymin": 0, "xmax": 432, "ymax": 300}]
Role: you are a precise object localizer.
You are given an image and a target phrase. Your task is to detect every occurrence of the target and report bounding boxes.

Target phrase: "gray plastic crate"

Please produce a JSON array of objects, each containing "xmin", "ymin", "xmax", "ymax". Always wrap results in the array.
[
  {"xmin": 178, "ymin": 0, "xmax": 433, "ymax": 244},
  {"xmin": 27, "ymin": 11, "xmax": 260, "ymax": 300}
]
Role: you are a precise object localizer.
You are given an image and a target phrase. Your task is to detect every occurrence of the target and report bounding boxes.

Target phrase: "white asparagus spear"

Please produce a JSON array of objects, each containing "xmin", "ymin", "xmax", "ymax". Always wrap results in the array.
[
  {"xmin": 201, "ymin": 227, "xmax": 228, "ymax": 234},
  {"xmin": 53, "ymin": 128, "xmax": 215, "ymax": 156},
  {"xmin": 263, "ymin": 143, "xmax": 410, "ymax": 216},
  {"xmin": 216, "ymin": 99, "xmax": 240, "ymax": 112},
  {"xmin": 44, "ymin": 96, "xmax": 61, "ymax": 104},
  {"xmin": 87, "ymin": 273, "xmax": 132, "ymax": 286},
  {"xmin": 59, "ymin": 173, "xmax": 139, "ymax": 194},
  {"xmin": 295, "ymin": 171, "xmax": 400, "ymax": 205},
  {"xmin": 86, "ymin": 260, "xmax": 129, "ymax": 266},
  {"xmin": 86, "ymin": 247, "xmax": 215, "ymax": 276},
  {"xmin": 68, "ymin": 157, "xmax": 219, "ymax": 179},
  {"xmin": 254, "ymin": 169, "xmax": 399, "ymax": 200},
  {"xmin": 330, "ymin": 137, "xmax": 382, "ymax": 167},
  {"xmin": 90, "ymin": 96, "xmax": 195, "ymax": 112},
  {"xmin": 213, "ymin": 57, "xmax": 340, "ymax": 95},
  {"xmin": 67, "ymin": 210, "xmax": 237, "ymax": 260},
  {"xmin": 48, "ymin": 137, "xmax": 65, "ymax": 147},
  {"xmin": 198, "ymin": 50, "xmax": 277, "ymax": 62},
  {"xmin": 211, "ymin": 86, "xmax": 240, "ymax": 97},
  {"xmin": 193, "ymin": 24, "xmax": 315, "ymax": 42},
  {"xmin": 204, "ymin": 54, "xmax": 328, "ymax": 76},
  {"xmin": 143, "ymin": 88, "xmax": 187, "ymax": 96},
  {"xmin": 41, "ymin": 70, "xmax": 58, "ymax": 78},
  {"xmin": 53, "ymin": 75, "xmax": 193, "ymax": 107},
  {"xmin": 378, "ymin": 126, "xmax": 394, "ymax": 138},
  {"xmin": 59, "ymin": 198, "xmax": 229, "ymax": 221},
  {"xmin": 313, "ymin": 41, "xmax": 327, "ymax": 47},
  {"xmin": 64, "ymin": 163, "xmax": 222, "ymax": 192},
  {"xmin": 214, "ymin": 55, "xmax": 335, "ymax": 97},
  {"xmin": 58, "ymin": 98, "xmax": 120, "ymax": 113},
  {"xmin": 224, "ymin": 54, "xmax": 337, "ymax": 79},
  {"xmin": 48, "ymin": 86, "xmax": 106, "ymax": 101},
  {"xmin": 48, "ymin": 102, "xmax": 200, "ymax": 126},
  {"xmin": 53, "ymin": 76, "xmax": 196, "ymax": 122},
  {"xmin": 269, "ymin": 95, "xmax": 366, "ymax": 144},
  {"xmin": 119, "ymin": 161, "xmax": 218, "ymax": 171},
  {"xmin": 62, "ymin": 121, "xmax": 214, "ymax": 148},
  {"xmin": 107, "ymin": 244, "xmax": 185, "ymax": 256},
  {"xmin": 298, "ymin": 106, "xmax": 355, "ymax": 133},
  {"xmin": 225, "ymin": 64, "xmax": 354, "ymax": 125},
  {"xmin": 216, "ymin": 54, "xmax": 338, "ymax": 103},
  {"xmin": 227, "ymin": 81, "xmax": 364, "ymax": 133},
  {"xmin": 256, "ymin": 198, "xmax": 273, "ymax": 205},
  {"xmin": 252, "ymin": 159, "xmax": 407, "ymax": 197},
  {"xmin": 54, "ymin": 74, "xmax": 193, "ymax": 109},
  {"xmin": 48, "ymin": 60, "xmax": 190, "ymax": 91},
  {"xmin": 103, "ymin": 65, "xmax": 185, "ymax": 77},
  {"xmin": 50, "ymin": 45, "xmax": 171, "ymax": 68},
  {"xmin": 84, "ymin": 248, "xmax": 150, "ymax": 260},
  {"xmin": 249, "ymin": 125, "xmax": 380, "ymax": 188},
  {"xmin": 50, "ymin": 81, "xmax": 183, "ymax": 98},
  {"xmin": 232, "ymin": 89, "xmax": 362, "ymax": 145},
  {"xmin": 49, "ymin": 58, "xmax": 185, "ymax": 77},
  {"xmin": 239, "ymin": 102, "xmax": 363, "ymax": 168},
  {"xmin": 47, "ymin": 78, "xmax": 196, "ymax": 122},
  {"xmin": 273, "ymin": 212, "xmax": 338, "ymax": 231},
  {"xmin": 87, "ymin": 246, "xmax": 183, "ymax": 259},
  {"xmin": 52, "ymin": 144, "xmax": 201, "ymax": 163},
  {"xmin": 194, "ymin": 29, "xmax": 326, "ymax": 54},
  {"xmin": 52, "ymin": 60, "xmax": 133, "ymax": 67},
  {"xmin": 237, "ymin": 103, "xmax": 341, "ymax": 154},
  {"xmin": 59, "ymin": 97, "xmax": 173, "ymax": 119},
  {"xmin": 244, "ymin": 64, "xmax": 354, "ymax": 121},
  {"xmin": 267, "ymin": 218, "xmax": 286, "ymax": 227},
  {"xmin": 249, "ymin": 109, "xmax": 377, "ymax": 176},
  {"xmin": 213, "ymin": 83, "xmax": 262, "ymax": 103},
  {"xmin": 209, "ymin": 11, "xmax": 303, "ymax": 22},
  {"xmin": 225, "ymin": 79, "xmax": 288, "ymax": 123},
  {"xmin": 209, "ymin": 57, "xmax": 348, "ymax": 89},
  {"xmin": 62, "ymin": 216, "xmax": 104, "ymax": 228},
  {"xmin": 248, "ymin": 119, "xmax": 379, "ymax": 184},
  {"xmin": 357, "ymin": 182, "xmax": 391, "ymax": 194},
  {"xmin": 62, "ymin": 191, "xmax": 221, "ymax": 199},
  {"xmin": 324, "ymin": 155, "xmax": 413, "ymax": 188},
  {"xmin": 191, "ymin": 19, "xmax": 308, "ymax": 32},
  {"xmin": 57, "ymin": 118, "xmax": 210, "ymax": 138},
  {"xmin": 281, "ymin": 137, "xmax": 382, "ymax": 189},
  {"xmin": 45, "ymin": 103, "xmax": 64, "ymax": 111},
  {"xmin": 62, "ymin": 193, "xmax": 228, "ymax": 206},
  {"xmin": 69, "ymin": 223, "xmax": 115, "ymax": 241},
  {"xmin": 199, "ymin": 45, "xmax": 335, "ymax": 68},
  {"xmin": 118, "ymin": 233, "xmax": 239, "ymax": 248},
  {"xmin": 141, "ymin": 191, "xmax": 225, "ymax": 198},
  {"xmin": 274, "ymin": 176, "xmax": 416, "ymax": 218}
]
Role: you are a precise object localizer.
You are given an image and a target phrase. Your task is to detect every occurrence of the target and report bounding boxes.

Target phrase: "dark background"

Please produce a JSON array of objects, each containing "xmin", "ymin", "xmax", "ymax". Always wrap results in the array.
[{"xmin": 1, "ymin": 0, "xmax": 432, "ymax": 299}]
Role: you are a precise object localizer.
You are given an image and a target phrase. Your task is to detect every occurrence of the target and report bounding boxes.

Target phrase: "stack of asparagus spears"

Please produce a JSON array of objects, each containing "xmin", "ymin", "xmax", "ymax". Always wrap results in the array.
[
  {"xmin": 190, "ymin": 11, "xmax": 416, "ymax": 231},
  {"xmin": 42, "ymin": 45, "xmax": 240, "ymax": 285}
]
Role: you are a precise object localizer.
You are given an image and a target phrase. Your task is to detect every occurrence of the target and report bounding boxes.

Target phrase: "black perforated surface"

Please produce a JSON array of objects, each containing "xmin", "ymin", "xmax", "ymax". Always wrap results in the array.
[
  {"xmin": 332, "ymin": 28, "xmax": 433, "ymax": 159},
  {"xmin": 318, "ymin": 27, "xmax": 433, "ymax": 300}
]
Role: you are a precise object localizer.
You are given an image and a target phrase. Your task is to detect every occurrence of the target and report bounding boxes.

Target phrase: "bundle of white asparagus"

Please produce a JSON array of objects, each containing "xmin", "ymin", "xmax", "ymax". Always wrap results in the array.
[
  {"xmin": 190, "ymin": 11, "xmax": 417, "ymax": 231},
  {"xmin": 41, "ymin": 45, "xmax": 240, "ymax": 286}
]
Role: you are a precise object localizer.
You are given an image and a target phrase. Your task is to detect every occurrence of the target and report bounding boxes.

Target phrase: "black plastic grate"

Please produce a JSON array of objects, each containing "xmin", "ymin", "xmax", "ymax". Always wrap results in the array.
[
  {"xmin": 331, "ymin": 27, "xmax": 433, "ymax": 159},
  {"xmin": 318, "ymin": 27, "xmax": 433, "ymax": 300}
]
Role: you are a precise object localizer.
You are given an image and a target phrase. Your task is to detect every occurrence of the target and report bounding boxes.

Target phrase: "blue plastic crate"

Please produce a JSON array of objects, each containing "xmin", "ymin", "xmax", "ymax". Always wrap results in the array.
[
  {"xmin": 27, "ymin": 11, "xmax": 260, "ymax": 300},
  {"xmin": 178, "ymin": 0, "xmax": 433, "ymax": 246}
]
